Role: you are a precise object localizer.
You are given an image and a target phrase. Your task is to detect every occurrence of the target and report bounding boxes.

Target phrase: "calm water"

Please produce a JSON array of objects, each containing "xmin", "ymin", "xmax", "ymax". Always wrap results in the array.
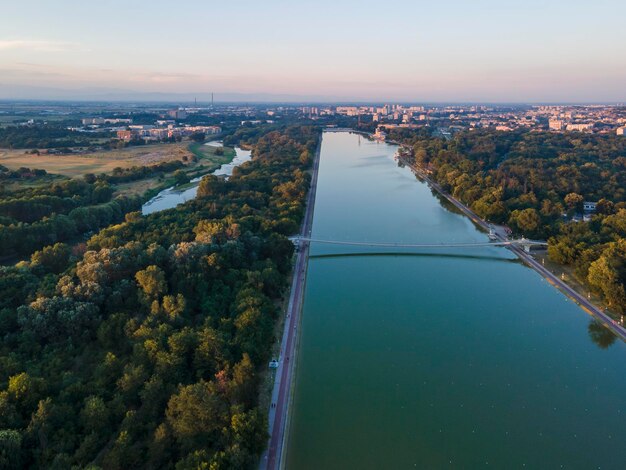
[
  {"xmin": 286, "ymin": 132, "xmax": 626, "ymax": 469},
  {"xmin": 141, "ymin": 145, "xmax": 251, "ymax": 214}
]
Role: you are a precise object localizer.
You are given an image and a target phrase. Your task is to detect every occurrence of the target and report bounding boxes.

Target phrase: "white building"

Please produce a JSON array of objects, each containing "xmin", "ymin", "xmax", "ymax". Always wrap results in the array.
[
  {"xmin": 566, "ymin": 123, "xmax": 593, "ymax": 132},
  {"xmin": 583, "ymin": 201, "xmax": 597, "ymax": 212},
  {"xmin": 549, "ymin": 118, "xmax": 565, "ymax": 130},
  {"xmin": 167, "ymin": 109, "xmax": 188, "ymax": 120},
  {"xmin": 82, "ymin": 117, "xmax": 105, "ymax": 125}
]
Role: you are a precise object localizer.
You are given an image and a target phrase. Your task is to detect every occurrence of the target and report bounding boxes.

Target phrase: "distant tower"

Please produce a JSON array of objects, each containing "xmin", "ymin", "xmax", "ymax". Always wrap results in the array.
[{"xmin": 211, "ymin": 93, "xmax": 214, "ymax": 107}]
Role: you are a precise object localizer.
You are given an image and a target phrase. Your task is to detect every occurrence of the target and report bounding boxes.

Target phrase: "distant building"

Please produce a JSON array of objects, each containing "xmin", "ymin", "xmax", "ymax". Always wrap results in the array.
[
  {"xmin": 566, "ymin": 123, "xmax": 593, "ymax": 132},
  {"xmin": 116, "ymin": 130, "xmax": 135, "ymax": 141},
  {"xmin": 373, "ymin": 126, "xmax": 387, "ymax": 141},
  {"xmin": 617, "ymin": 127, "xmax": 626, "ymax": 136},
  {"xmin": 583, "ymin": 201, "xmax": 597, "ymax": 213},
  {"xmin": 336, "ymin": 106, "xmax": 359, "ymax": 116},
  {"xmin": 167, "ymin": 109, "xmax": 188, "ymax": 120},
  {"xmin": 549, "ymin": 118, "xmax": 565, "ymax": 130},
  {"xmin": 82, "ymin": 117, "xmax": 105, "ymax": 125},
  {"xmin": 104, "ymin": 118, "xmax": 132, "ymax": 124}
]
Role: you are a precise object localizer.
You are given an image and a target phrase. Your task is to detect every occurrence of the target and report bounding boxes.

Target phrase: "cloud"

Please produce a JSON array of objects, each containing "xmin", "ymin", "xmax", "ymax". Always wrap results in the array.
[{"xmin": 0, "ymin": 39, "xmax": 78, "ymax": 52}]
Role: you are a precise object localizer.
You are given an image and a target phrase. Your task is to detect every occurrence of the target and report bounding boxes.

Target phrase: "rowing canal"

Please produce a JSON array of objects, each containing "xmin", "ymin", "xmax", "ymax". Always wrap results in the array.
[{"xmin": 285, "ymin": 131, "xmax": 626, "ymax": 469}]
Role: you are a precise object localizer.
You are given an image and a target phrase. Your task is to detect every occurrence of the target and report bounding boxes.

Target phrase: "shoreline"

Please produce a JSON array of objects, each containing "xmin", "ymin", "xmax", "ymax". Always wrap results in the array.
[{"xmin": 397, "ymin": 153, "xmax": 626, "ymax": 343}]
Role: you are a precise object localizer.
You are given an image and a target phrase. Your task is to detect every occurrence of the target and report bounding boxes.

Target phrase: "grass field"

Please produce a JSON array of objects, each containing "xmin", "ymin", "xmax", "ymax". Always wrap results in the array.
[
  {"xmin": 188, "ymin": 141, "xmax": 236, "ymax": 160},
  {"xmin": 1, "ymin": 140, "xmax": 238, "ymax": 199},
  {"xmin": 114, "ymin": 142, "xmax": 238, "ymax": 198},
  {"xmin": 0, "ymin": 143, "xmax": 193, "ymax": 177}
]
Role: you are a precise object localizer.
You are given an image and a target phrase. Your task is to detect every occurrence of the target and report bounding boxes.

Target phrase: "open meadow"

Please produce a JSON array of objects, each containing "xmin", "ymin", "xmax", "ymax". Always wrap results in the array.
[{"xmin": 0, "ymin": 142, "xmax": 193, "ymax": 177}]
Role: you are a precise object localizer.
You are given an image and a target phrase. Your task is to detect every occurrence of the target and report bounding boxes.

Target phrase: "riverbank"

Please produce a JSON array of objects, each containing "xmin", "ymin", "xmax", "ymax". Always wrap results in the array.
[
  {"xmin": 398, "ymin": 154, "xmax": 626, "ymax": 342},
  {"xmin": 285, "ymin": 131, "xmax": 626, "ymax": 468},
  {"xmin": 261, "ymin": 133, "xmax": 322, "ymax": 470},
  {"xmin": 141, "ymin": 144, "xmax": 250, "ymax": 215}
]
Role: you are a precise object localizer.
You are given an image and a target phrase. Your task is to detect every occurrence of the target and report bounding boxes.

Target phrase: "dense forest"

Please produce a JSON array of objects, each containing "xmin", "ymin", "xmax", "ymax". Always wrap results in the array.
[
  {"xmin": 0, "ymin": 176, "xmax": 142, "ymax": 258},
  {"xmin": 0, "ymin": 125, "xmax": 319, "ymax": 468},
  {"xmin": 390, "ymin": 128, "xmax": 626, "ymax": 314}
]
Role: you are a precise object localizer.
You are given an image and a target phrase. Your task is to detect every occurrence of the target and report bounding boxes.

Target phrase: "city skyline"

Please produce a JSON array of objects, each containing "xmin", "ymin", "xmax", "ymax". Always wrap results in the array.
[{"xmin": 1, "ymin": 0, "xmax": 626, "ymax": 102}]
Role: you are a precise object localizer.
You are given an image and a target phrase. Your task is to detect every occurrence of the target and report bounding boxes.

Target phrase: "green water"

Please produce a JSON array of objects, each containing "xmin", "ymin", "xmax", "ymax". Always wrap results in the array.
[{"xmin": 285, "ymin": 132, "xmax": 626, "ymax": 469}]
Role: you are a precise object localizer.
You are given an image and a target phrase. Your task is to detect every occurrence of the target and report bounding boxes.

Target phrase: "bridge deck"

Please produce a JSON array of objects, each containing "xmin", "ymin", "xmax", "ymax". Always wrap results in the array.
[{"xmin": 291, "ymin": 237, "xmax": 547, "ymax": 249}]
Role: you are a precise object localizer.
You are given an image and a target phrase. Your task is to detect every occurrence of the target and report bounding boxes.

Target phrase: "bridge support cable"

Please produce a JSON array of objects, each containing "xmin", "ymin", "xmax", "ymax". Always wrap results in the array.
[{"xmin": 290, "ymin": 237, "xmax": 547, "ymax": 250}]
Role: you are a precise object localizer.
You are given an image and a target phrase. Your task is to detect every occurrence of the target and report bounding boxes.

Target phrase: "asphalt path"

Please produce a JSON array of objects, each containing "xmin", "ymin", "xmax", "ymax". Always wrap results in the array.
[{"xmin": 260, "ymin": 136, "xmax": 321, "ymax": 470}]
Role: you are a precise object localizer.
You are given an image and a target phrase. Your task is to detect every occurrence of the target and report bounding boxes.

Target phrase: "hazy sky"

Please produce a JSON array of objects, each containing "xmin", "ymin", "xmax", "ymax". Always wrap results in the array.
[{"xmin": 1, "ymin": 0, "xmax": 625, "ymax": 102}]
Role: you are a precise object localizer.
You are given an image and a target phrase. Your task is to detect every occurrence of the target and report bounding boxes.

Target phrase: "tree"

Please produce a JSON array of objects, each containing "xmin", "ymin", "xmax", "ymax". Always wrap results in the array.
[
  {"xmin": 0, "ymin": 429, "xmax": 22, "ymax": 469},
  {"xmin": 173, "ymin": 170, "xmax": 188, "ymax": 186},
  {"xmin": 196, "ymin": 175, "xmax": 227, "ymax": 198},
  {"xmin": 17, "ymin": 297, "xmax": 100, "ymax": 342},
  {"xmin": 509, "ymin": 208, "xmax": 540, "ymax": 236},
  {"xmin": 189, "ymin": 132, "xmax": 206, "ymax": 143},
  {"xmin": 547, "ymin": 238, "xmax": 578, "ymax": 265},
  {"xmin": 30, "ymin": 243, "xmax": 71, "ymax": 273},
  {"xmin": 81, "ymin": 396, "xmax": 109, "ymax": 433},
  {"xmin": 596, "ymin": 198, "xmax": 616, "ymax": 215},
  {"xmin": 135, "ymin": 265, "xmax": 167, "ymax": 302},
  {"xmin": 166, "ymin": 381, "xmax": 226, "ymax": 449},
  {"xmin": 194, "ymin": 219, "xmax": 240, "ymax": 244},
  {"xmin": 7, "ymin": 372, "xmax": 44, "ymax": 416},
  {"xmin": 564, "ymin": 192, "xmax": 584, "ymax": 213},
  {"xmin": 588, "ymin": 255, "xmax": 626, "ymax": 313},
  {"xmin": 229, "ymin": 354, "xmax": 256, "ymax": 406}
]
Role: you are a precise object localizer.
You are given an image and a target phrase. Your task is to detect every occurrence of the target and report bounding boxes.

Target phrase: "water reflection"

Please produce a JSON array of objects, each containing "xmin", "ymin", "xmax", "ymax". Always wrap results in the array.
[
  {"xmin": 588, "ymin": 320, "xmax": 617, "ymax": 349},
  {"xmin": 288, "ymin": 131, "xmax": 626, "ymax": 469}
]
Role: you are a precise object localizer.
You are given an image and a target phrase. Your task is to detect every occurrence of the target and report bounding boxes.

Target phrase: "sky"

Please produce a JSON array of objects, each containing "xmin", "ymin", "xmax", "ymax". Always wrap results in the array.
[{"xmin": 0, "ymin": 0, "xmax": 625, "ymax": 102}]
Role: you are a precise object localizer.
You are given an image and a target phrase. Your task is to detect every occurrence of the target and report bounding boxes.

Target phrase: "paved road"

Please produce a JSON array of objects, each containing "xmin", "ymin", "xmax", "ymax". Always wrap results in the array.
[
  {"xmin": 260, "ymin": 136, "xmax": 322, "ymax": 470},
  {"xmin": 399, "ymin": 155, "xmax": 626, "ymax": 342}
]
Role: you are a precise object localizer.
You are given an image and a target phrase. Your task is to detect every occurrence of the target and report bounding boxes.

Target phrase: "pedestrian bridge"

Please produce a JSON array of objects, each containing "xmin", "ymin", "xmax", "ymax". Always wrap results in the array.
[{"xmin": 290, "ymin": 237, "xmax": 547, "ymax": 251}]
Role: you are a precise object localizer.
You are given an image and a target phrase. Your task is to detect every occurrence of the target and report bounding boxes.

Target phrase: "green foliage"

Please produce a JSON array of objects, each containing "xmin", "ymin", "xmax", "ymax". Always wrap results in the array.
[
  {"xmin": 30, "ymin": 243, "xmax": 71, "ymax": 274},
  {"xmin": 392, "ymin": 128, "xmax": 626, "ymax": 313},
  {"xmin": 17, "ymin": 296, "xmax": 100, "ymax": 342},
  {"xmin": 0, "ymin": 125, "xmax": 319, "ymax": 468},
  {"xmin": 0, "ymin": 124, "xmax": 111, "ymax": 149},
  {"xmin": 0, "ymin": 429, "xmax": 22, "ymax": 469},
  {"xmin": 0, "ymin": 175, "xmax": 142, "ymax": 258}
]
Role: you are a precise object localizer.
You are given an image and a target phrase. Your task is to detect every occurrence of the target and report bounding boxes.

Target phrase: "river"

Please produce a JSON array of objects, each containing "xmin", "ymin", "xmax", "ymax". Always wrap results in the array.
[
  {"xmin": 141, "ymin": 143, "xmax": 251, "ymax": 214},
  {"xmin": 285, "ymin": 131, "xmax": 626, "ymax": 469}
]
